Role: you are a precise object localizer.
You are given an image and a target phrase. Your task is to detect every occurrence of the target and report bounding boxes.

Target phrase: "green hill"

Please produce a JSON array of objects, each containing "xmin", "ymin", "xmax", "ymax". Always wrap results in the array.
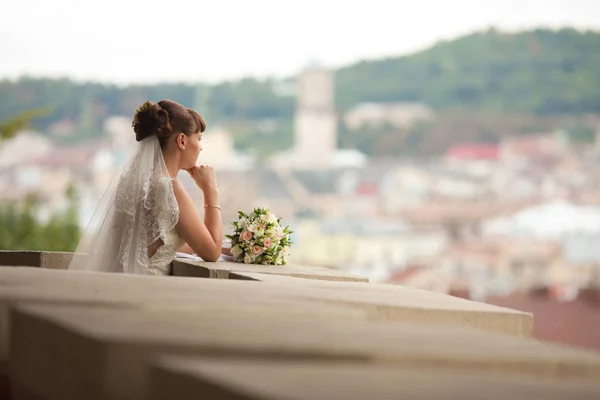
[
  {"xmin": 0, "ymin": 28, "xmax": 598, "ymax": 139},
  {"xmin": 336, "ymin": 28, "xmax": 600, "ymax": 114}
]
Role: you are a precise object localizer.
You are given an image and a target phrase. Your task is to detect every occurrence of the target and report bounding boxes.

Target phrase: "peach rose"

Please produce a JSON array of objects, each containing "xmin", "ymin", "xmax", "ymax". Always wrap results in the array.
[
  {"xmin": 240, "ymin": 230, "xmax": 253, "ymax": 242},
  {"xmin": 251, "ymin": 245, "xmax": 264, "ymax": 256},
  {"xmin": 263, "ymin": 237, "xmax": 273, "ymax": 248}
]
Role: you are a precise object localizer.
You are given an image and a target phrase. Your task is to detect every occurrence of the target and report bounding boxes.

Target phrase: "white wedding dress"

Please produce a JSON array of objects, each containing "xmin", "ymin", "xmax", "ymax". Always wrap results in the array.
[
  {"xmin": 68, "ymin": 136, "xmax": 185, "ymax": 275},
  {"xmin": 147, "ymin": 227, "xmax": 186, "ymax": 275},
  {"xmin": 138, "ymin": 178, "xmax": 186, "ymax": 275}
]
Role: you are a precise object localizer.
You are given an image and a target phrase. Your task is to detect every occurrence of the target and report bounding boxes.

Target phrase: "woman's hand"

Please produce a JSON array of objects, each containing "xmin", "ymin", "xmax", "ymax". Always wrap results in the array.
[{"xmin": 186, "ymin": 165, "xmax": 218, "ymax": 193}]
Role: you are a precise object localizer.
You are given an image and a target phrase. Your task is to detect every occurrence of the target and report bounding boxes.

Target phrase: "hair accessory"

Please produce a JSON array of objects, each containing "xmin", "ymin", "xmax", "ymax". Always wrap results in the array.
[{"xmin": 131, "ymin": 101, "xmax": 153, "ymax": 127}]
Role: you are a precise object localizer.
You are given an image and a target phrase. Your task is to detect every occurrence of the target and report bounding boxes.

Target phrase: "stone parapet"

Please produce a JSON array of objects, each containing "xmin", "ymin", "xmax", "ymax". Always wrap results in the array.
[
  {"xmin": 1, "ymin": 251, "xmax": 596, "ymax": 400},
  {"xmin": 172, "ymin": 258, "xmax": 368, "ymax": 282},
  {"xmin": 148, "ymin": 357, "xmax": 600, "ymax": 400}
]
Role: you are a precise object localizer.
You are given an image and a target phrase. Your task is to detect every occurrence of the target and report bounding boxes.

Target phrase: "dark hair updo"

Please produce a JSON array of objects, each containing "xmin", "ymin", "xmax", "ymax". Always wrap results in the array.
[{"xmin": 132, "ymin": 100, "xmax": 206, "ymax": 146}]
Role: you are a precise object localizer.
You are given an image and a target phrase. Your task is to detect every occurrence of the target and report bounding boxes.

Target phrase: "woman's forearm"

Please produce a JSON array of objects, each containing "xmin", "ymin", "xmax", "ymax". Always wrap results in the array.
[{"xmin": 203, "ymin": 189, "xmax": 223, "ymax": 251}]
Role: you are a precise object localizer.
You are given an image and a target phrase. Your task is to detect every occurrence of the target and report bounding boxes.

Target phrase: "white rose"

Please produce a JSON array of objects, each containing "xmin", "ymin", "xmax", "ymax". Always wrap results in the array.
[
  {"xmin": 244, "ymin": 254, "xmax": 254, "ymax": 264},
  {"xmin": 240, "ymin": 219, "xmax": 249, "ymax": 228},
  {"xmin": 248, "ymin": 223, "xmax": 258, "ymax": 233},
  {"xmin": 268, "ymin": 213, "xmax": 278, "ymax": 224},
  {"xmin": 231, "ymin": 246, "xmax": 243, "ymax": 258}
]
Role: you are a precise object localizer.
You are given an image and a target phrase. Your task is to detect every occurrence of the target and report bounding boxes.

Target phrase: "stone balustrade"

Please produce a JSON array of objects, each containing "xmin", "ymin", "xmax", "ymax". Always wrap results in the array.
[
  {"xmin": 149, "ymin": 357, "xmax": 600, "ymax": 400},
  {"xmin": 1, "ymin": 250, "xmax": 599, "ymax": 399}
]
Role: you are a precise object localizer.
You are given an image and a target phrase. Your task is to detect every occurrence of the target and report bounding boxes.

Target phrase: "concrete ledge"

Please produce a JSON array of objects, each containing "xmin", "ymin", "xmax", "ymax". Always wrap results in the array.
[
  {"xmin": 226, "ymin": 272, "xmax": 534, "ymax": 337},
  {"xmin": 172, "ymin": 259, "xmax": 368, "ymax": 282},
  {"xmin": 0, "ymin": 268, "xmax": 366, "ymax": 363},
  {"xmin": 9, "ymin": 303, "xmax": 600, "ymax": 400},
  {"xmin": 0, "ymin": 267, "xmax": 532, "ymax": 338},
  {"xmin": 0, "ymin": 251, "xmax": 72, "ymax": 270},
  {"xmin": 149, "ymin": 357, "xmax": 600, "ymax": 400},
  {"xmin": 39, "ymin": 252, "xmax": 72, "ymax": 269}
]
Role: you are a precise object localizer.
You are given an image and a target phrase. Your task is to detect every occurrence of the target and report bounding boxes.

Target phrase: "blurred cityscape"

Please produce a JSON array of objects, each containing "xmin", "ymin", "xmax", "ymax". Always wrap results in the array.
[{"xmin": 2, "ymin": 27, "xmax": 600, "ymax": 349}]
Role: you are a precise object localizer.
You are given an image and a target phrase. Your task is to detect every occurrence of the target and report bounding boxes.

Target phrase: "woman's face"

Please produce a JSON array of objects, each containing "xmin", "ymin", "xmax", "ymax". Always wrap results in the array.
[{"xmin": 181, "ymin": 131, "xmax": 202, "ymax": 169}]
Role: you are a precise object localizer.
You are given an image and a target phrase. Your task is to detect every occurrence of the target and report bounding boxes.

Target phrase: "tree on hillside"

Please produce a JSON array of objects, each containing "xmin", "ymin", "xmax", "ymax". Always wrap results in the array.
[
  {"xmin": 0, "ymin": 112, "xmax": 81, "ymax": 252},
  {"xmin": 0, "ymin": 186, "xmax": 81, "ymax": 252},
  {"xmin": 0, "ymin": 107, "xmax": 51, "ymax": 139},
  {"xmin": 336, "ymin": 28, "xmax": 600, "ymax": 114}
]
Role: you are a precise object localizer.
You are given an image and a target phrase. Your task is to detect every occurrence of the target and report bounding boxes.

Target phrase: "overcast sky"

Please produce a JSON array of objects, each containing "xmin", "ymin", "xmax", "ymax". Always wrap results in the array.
[{"xmin": 2, "ymin": 0, "xmax": 599, "ymax": 84}]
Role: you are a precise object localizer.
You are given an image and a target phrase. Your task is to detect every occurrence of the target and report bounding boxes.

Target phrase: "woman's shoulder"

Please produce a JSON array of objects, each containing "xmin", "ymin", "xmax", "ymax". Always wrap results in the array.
[
  {"xmin": 170, "ymin": 178, "xmax": 194, "ymax": 205},
  {"xmin": 170, "ymin": 178, "xmax": 186, "ymax": 195}
]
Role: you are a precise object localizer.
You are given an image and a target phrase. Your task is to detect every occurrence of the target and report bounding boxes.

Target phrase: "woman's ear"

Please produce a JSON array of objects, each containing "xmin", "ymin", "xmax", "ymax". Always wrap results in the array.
[{"xmin": 177, "ymin": 133, "xmax": 186, "ymax": 150}]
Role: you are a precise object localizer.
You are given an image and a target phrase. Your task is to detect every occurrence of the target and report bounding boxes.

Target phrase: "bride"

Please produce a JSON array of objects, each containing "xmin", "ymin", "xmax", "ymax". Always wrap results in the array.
[{"xmin": 68, "ymin": 100, "xmax": 223, "ymax": 275}]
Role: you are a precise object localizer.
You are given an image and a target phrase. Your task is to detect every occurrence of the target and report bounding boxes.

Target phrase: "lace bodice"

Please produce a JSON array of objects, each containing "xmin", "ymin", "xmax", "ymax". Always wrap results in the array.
[
  {"xmin": 68, "ymin": 136, "xmax": 185, "ymax": 275},
  {"xmin": 144, "ymin": 177, "xmax": 185, "ymax": 275},
  {"xmin": 113, "ymin": 165, "xmax": 182, "ymax": 275},
  {"xmin": 147, "ymin": 225, "xmax": 186, "ymax": 275}
]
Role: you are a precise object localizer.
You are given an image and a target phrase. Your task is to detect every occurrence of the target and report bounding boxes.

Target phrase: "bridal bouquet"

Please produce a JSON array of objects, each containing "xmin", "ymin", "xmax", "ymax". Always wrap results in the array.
[{"xmin": 225, "ymin": 207, "xmax": 293, "ymax": 265}]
